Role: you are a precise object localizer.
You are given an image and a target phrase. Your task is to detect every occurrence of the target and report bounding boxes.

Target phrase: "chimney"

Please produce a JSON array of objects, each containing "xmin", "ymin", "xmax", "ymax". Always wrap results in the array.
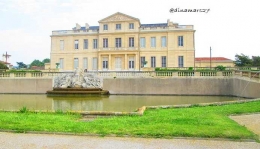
[
  {"xmin": 76, "ymin": 23, "xmax": 81, "ymax": 30},
  {"xmin": 85, "ymin": 23, "xmax": 89, "ymax": 30}
]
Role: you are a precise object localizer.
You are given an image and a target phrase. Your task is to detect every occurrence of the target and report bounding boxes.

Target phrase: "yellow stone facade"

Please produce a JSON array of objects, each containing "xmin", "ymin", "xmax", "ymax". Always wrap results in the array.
[{"xmin": 50, "ymin": 12, "xmax": 195, "ymax": 71}]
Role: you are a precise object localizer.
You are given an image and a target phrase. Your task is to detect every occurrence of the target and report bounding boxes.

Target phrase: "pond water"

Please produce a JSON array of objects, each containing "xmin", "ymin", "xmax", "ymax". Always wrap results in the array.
[{"xmin": 0, "ymin": 94, "xmax": 241, "ymax": 112}]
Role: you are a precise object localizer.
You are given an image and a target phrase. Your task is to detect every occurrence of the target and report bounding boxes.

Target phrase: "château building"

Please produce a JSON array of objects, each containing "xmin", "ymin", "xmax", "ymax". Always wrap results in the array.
[{"xmin": 50, "ymin": 12, "xmax": 195, "ymax": 71}]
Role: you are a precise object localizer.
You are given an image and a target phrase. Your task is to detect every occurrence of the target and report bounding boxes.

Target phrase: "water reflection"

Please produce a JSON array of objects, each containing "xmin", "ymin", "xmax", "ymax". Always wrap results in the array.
[{"xmin": 0, "ymin": 94, "xmax": 240, "ymax": 112}]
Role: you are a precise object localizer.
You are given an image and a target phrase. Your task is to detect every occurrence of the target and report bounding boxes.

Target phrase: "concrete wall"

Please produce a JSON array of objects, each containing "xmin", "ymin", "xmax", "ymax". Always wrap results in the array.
[
  {"xmin": 103, "ymin": 78, "xmax": 260, "ymax": 98},
  {"xmin": 0, "ymin": 77, "xmax": 259, "ymax": 98},
  {"xmin": 232, "ymin": 78, "xmax": 260, "ymax": 98},
  {"xmin": 0, "ymin": 78, "xmax": 52, "ymax": 94}
]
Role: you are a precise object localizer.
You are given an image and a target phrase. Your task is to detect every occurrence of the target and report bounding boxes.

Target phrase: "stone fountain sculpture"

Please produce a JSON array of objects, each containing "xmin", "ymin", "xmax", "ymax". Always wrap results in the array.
[
  {"xmin": 48, "ymin": 68, "xmax": 108, "ymax": 95},
  {"xmin": 53, "ymin": 67, "xmax": 102, "ymax": 89}
]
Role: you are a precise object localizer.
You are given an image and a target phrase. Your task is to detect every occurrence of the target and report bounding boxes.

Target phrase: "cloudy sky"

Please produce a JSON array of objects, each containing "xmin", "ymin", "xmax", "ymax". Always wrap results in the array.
[{"xmin": 0, "ymin": 0, "xmax": 259, "ymax": 65}]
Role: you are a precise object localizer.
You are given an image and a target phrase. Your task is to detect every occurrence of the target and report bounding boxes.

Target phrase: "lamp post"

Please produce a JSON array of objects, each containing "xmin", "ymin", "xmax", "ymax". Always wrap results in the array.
[{"xmin": 210, "ymin": 47, "xmax": 212, "ymax": 70}]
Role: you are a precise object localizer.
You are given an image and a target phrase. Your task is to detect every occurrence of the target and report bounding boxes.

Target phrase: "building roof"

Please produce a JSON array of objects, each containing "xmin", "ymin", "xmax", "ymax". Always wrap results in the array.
[
  {"xmin": 73, "ymin": 23, "xmax": 169, "ymax": 31},
  {"xmin": 80, "ymin": 26, "xmax": 99, "ymax": 30},
  {"xmin": 98, "ymin": 12, "xmax": 140, "ymax": 23},
  {"xmin": 195, "ymin": 57, "xmax": 233, "ymax": 61},
  {"xmin": 0, "ymin": 60, "xmax": 10, "ymax": 64},
  {"xmin": 140, "ymin": 23, "xmax": 168, "ymax": 28}
]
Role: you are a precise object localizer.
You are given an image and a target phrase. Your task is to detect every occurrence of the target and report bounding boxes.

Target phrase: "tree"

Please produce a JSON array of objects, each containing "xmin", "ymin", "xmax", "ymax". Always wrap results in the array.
[
  {"xmin": 30, "ymin": 59, "xmax": 44, "ymax": 68},
  {"xmin": 42, "ymin": 58, "xmax": 50, "ymax": 63},
  {"xmin": 16, "ymin": 62, "xmax": 27, "ymax": 69},
  {"xmin": 234, "ymin": 53, "xmax": 252, "ymax": 67},
  {"xmin": 0, "ymin": 62, "xmax": 8, "ymax": 69},
  {"xmin": 252, "ymin": 56, "xmax": 260, "ymax": 66}
]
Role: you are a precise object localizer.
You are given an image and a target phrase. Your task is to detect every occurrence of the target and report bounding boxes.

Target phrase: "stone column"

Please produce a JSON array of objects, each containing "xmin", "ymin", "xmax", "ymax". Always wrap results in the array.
[
  {"xmin": 195, "ymin": 71, "xmax": 200, "ymax": 77},
  {"xmin": 98, "ymin": 54, "xmax": 101, "ymax": 71},
  {"xmin": 135, "ymin": 54, "xmax": 138, "ymax": 71},
  {"xmin": 109, "ymin": 54, "xmax": 111, "ymax": 70},
  {"xmin": 125, "ymin": 54, "xmax": 127, "ymax": 70},
  {"xmin": 216, "ymin": 72, "xmax": 222, "ymax": 76}
]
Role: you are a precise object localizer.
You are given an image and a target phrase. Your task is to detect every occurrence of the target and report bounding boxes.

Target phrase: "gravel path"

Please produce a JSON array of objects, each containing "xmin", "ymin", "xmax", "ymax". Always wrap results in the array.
[
  {"xmin": 230, "ymin": 113, "xmax": 260, "ymax": 138},
  {"xmin": 0, "ymin": 132, "xmax": 259, "ymax": 149}
]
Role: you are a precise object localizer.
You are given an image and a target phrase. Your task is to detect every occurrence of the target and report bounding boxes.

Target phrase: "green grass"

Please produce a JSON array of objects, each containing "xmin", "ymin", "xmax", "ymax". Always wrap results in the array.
[{"xmin": 0, "ymin": 100, "xmax": 260, "ymax": 141}]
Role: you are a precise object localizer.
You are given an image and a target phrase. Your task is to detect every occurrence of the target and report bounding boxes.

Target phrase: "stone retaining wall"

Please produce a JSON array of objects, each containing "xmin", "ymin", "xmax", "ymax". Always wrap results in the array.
[
  {"xmin": 103, "ymin": 77, "xmax": 260, "ymax": 98},
  {"xmin": 0, "ymin": 78, "xmax": 52, "ymax": 94},
  {"xmin": 0, "ymin": 77, "xmax": 259, "ymax": 98}
]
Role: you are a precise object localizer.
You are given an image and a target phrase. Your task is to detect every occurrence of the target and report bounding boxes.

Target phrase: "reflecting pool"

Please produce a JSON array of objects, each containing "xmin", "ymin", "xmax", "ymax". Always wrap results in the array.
[{"xmin": 0, "ymin": 94, "xmax": 241, "ymax": 112}]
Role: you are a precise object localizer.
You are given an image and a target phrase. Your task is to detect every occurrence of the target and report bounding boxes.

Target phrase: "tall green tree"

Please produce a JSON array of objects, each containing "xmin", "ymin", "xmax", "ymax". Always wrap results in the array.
[
  {"xmin": 0, "ymin": 62, "xmax": 8, "ymax": 69},
  {"xmin": 16, "ymin": 62, "xmax": 27, "ymax": 69},
  {"xmin": 42, "ymin": 58, "xmax": 50, "ymax": 63},
  {"xmin": 234, "ymin": 53, "xmax": 252, "ymax": 67},
  {"xmin": 30, "ymin": 59, "xmax": 44, "ymax": 68},
  {"xmin": 252, "ymin": 56, "xmax": 260, "ymax": 66}
]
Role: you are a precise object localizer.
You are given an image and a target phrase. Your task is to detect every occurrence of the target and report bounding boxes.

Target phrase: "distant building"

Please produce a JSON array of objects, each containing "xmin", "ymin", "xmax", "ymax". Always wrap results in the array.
[
  {"xmin": 0, "ymin": 61, "xmax": 12, "ymax": 68},
  {"xmin": 195, "ymin": 57, "xmax": 234, "ymax": 67},
  {"xmin": 50, "ymin": 12, "xmax": 195, "ymax": 71}
]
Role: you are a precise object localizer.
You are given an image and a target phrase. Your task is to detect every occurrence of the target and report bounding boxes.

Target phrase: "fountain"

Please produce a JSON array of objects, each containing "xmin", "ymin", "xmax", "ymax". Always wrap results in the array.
[{"xmin": 46, "ymin": 68, "xmax": 109, "ymax": 95}]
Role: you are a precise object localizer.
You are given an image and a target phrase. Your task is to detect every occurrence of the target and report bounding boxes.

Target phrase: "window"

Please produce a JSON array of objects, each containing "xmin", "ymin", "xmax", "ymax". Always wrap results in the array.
[
  {"xmin": 83, "ymin": 58, "xmax": 88, "ymax": 69},
  {"xmin": 178, "ymin": 36, "xmax": 184, "ymax": 46},
  {"xmin": 129, "ymin": 37, "xmax": 134, "ymax": 47},
  {"xmin": 151, "ymin": 37, "xmax": 156, "ymax": 47},
  {"xmin": 60, "ymin": 40, "xmax": 64, "ymax": 50},
  {"xmin": 74, "ymin": 58, "xmax": 79, "ymax": 69},
  {"xmin": 115, "ymin": 57, "xmax": 122, "ymax": 70},
  {"xmin": 141, "ymin": 57, "xmax": 145, "ymax": 68},
  {"xmin": 93, "ymin": 39, "xmax": 98, "ymax": 49},
  {"xmin": 59, "ymin": 58, "xmax": 64, "ymax": 69},
  {"xmin": 103, "ymin": 38, "xmax": 108, "ymax": 48},
  {"xmin": 103, "ymin": 24, "xmax": 108, "ymax": 30},
  {"xmin": 178, "ymin": 56, "xmax": 184, "ymax": 67},
  {"xmin": 161, "ymin": 36, "xmax": 166, "ymax": 47},
  {"xmin": 115, "ymin": 38, "xmax": 121, "ymax": 48},
  {"xmin": 74, "ymin": 40, "xmax": 79, "ymax": 49},
  {"xmin": 92, "ymin": 57, "xmax": 98, "ymax": 70},
  {"xmin": 151, "ymin": 56, "xmax": 156, "ymax": 68},
  {"xmin": 84, "ymin": 39, "xmax": 88, "ymax": 49},
  {"xmin": 103, "ymin": 57, "xmax": 108, "ymax": 69},
  {"xmin": 116, "ymin": 24, "xmax": 121, "ymax": 30},
  {"xmin": 129, "ymin": 57, "xmax": 134, "ymax": 70},
  {"xmin": 129, "ymin": 23, "xmax": 134, "ymax": 29},
  {"xmin": 140, "ymin": 37, "xmax": 145, "ymax": 48},
  {"xmin": 161, "ymin": 56, "xmax": 166, "ymax": 67}
]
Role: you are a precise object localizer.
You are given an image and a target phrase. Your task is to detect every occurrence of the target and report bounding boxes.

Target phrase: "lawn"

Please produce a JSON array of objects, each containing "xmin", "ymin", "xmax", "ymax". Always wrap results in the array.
[{"xmin": 0, "ymin": 100, "xmax": 259, "ymax": 141}]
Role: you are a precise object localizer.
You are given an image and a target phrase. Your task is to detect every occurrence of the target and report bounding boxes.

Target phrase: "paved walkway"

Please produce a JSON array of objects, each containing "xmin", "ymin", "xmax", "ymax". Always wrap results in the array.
[
  {"xmin": 0, "ymin": 132, "xmax": 259, "ymax": 149},
  {"xmin": 230, "ymin": 113, "xmax": 260, "ymax": 139}
]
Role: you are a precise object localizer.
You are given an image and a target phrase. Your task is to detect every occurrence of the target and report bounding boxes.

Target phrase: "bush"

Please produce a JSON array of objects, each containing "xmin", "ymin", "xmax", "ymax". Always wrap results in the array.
[
  {"xmin": 0, "ymin": 62, "xmax": 8, "ymax": 69},
  {"xmin": 215, "ymin": 65, "xmax": 226, "ymax": 71},
  {"xmin": 19, "ymin": 106, "xmax": 29, "ymax": 113}
]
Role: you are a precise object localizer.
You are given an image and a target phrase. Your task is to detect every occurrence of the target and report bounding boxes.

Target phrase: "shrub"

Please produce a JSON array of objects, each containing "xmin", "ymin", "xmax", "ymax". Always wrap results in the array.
[
  {"xmin": 19, "ymin": 106, "xmax": 29, "ymax": 113},
  {"xmin": 215, "ymin": 65, "xmax": 226, "ymax": 71},
  {"xmin": 0, "ymin": 62, "xmax": 8, "ymax": 69}
]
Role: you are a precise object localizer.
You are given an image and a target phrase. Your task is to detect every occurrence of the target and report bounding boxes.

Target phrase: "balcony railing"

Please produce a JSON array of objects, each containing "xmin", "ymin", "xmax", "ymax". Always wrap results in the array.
[
  {"xmin": 98, "ymin": 47, "xmax": 138, "ymax": 51},
  {"xmin": 0, "ymin": 70, "xmax": 259, "ymax": 80},
  {"xmin": 139, "ymin": 25, "xmax": 193, "ymax": 31},
  {"xmin": 52, "ymin": 29, "xmax": 98, "ymax": 35}
]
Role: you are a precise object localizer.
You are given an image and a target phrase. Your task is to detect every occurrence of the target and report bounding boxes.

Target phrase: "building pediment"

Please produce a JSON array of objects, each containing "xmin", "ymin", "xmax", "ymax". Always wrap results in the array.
[{"xmin": 99, "ymin": 12, "xmax": 140, "ymax": 23}]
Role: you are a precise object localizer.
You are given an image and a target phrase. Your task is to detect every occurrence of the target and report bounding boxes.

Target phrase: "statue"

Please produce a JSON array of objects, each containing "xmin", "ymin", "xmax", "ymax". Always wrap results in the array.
[{"xmin": 53, "ymin": 68, "xmax": 102, "ymax": 89}]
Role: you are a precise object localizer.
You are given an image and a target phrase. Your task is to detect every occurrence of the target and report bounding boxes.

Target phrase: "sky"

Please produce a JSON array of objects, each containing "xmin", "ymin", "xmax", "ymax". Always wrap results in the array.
[{"xmin": 0, "ymin": 0, "xmax": 259, "ymax": 65}]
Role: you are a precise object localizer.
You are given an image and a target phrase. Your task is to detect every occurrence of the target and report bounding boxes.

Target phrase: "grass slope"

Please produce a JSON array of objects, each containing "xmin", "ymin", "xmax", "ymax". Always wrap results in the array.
[{"xmin": 0, "ymin": 100, "xmax": 259, "ymax": 140}]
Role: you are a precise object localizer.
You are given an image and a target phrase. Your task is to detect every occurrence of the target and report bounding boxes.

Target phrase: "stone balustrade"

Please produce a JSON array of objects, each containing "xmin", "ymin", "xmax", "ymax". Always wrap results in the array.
[{"xmin": 0, "ymin": 70, "xmax": 259, "ymax": 80}]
